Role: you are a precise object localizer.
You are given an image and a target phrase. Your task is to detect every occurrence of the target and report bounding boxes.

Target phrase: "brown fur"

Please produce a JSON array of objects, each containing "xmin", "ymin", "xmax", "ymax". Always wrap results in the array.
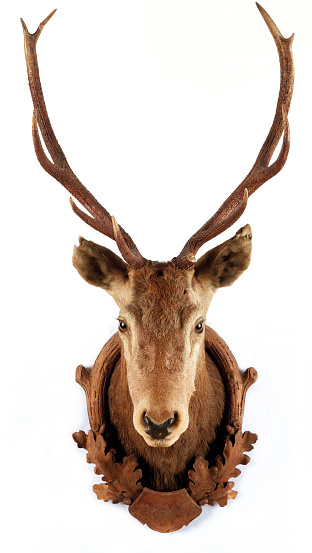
[
  {"xmin": 73, "ymin": 224, "xmax": 252, "ymax": 491},
  {"xmin": 108, "ymin": 349, "xmax": 225, "ymax": 491},
  {"xmin": 127, "ymin": 263, "xmax": 196, "ymax": 336}
]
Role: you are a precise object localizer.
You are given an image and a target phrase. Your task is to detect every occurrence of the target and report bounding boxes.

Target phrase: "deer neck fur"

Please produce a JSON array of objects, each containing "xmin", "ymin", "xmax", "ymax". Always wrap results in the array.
[{"xmin": 108, "ymin": 338, "xmax": 225, "ymax": 491}]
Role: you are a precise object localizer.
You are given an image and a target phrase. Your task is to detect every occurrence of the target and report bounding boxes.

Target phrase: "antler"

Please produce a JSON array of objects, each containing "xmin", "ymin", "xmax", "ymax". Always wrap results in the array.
[
  {"xmin": 21, "ymin": 10, "xmax": 147, "ymax": 269},
  {"xmin": 172, "ymin": 3, "xmax": 294, "ymax": 269}
]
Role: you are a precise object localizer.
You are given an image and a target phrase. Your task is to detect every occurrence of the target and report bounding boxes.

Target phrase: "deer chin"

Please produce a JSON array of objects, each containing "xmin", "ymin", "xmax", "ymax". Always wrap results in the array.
[{"xmin": 143, "ymin": 434, "xmax": 180, "ymax": 448}]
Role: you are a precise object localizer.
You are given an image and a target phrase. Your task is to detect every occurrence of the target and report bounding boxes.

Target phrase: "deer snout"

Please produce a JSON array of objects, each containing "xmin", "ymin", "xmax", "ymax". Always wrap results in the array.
[
  {"xmin": 132, "ymin": 400, "xmax": 189, "ymax": 446},
  {"xmin": 143, "ymin": 413, "xmax": 177, "ymax": 440}
]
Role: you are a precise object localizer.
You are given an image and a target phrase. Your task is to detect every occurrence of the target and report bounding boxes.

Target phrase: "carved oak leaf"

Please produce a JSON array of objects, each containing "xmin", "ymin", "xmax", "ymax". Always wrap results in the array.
[
  {"xmin": 206, "ymin": 482, "xmax": 238, "ymax": 507},
  {"xmin": 93, "ymin": 483, "xmax": 119, "ymax": 503},
  {"xmin": 215, "ymin": 430, "xmax": 258, "ymax": 483},
  {"xmin": 81, "ymin": 431, "xmax": 116, "ymax": 478},
  {"xmin": 93, "ymin": 456, "xmax": 142, "ymax": 505},
  {"xmin": 112, "ymin": 454, "xmax": 143, "ymax": 503},
  {"xmin": 188, "ymin": 457, "xmax": 217, "ymax": 505},
  {"xmin": 73, "ymin": 429, "xmax": 142, "ymax": 505},
  {"xmin": 73, "ymin": 429, "xmax": 115, "ymax": 480},
  {"xmin": 188, "ymin": 430, "xmax": 257, "ymax": 507},
  {"xmin": 72, "ymin": 429, "xmax": 87, "ymax": 449},
  {"xmin": 207, "ymin": 430, "xmax": 257, "ymax": 506},
  {"xmin": 94, "ymin": 455, "xmax": 143, "ymax": 505}
]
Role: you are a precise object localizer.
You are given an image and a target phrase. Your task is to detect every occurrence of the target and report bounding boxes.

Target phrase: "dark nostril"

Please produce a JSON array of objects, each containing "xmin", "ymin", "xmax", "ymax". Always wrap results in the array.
[{"xmin": 143, "ymin": 413, "xmax": 178, "ymax": 440}]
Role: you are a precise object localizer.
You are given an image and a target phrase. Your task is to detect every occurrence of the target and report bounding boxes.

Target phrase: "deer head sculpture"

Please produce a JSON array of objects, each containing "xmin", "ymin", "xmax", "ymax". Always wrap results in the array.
[{"xmin": 22, "ymin": 4, "xmax": 294, "ymax": 494}]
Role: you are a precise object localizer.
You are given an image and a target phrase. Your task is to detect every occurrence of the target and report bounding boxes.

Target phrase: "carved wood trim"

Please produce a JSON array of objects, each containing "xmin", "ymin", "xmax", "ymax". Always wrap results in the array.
[
  {"xmin": 73, "ymin": 326, "xmax": 257, "ymax": 532},
  {"xmin": 204, "ymin": 326, "xmax": 258, "ymax": 430},
  {"xmin": 75, "ymin": 332, "xmax": 122, "ymax": 433}
]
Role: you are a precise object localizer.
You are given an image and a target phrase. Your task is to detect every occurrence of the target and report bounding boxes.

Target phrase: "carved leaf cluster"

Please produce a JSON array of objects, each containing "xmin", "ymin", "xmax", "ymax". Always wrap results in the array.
[
  {"xmin": 188, "ymin": 457, "xmax": 217, "ymax": 505},
  {"xmin": 188, "ymin": 430, "xmax": 257, "ymax": 507},
  {"xmin": 73, "ymin": 429, "xmax": 143, "ymax": 505}
]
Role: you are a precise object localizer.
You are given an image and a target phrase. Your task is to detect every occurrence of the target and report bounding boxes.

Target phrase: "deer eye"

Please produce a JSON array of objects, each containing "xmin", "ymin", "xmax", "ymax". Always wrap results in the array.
[
  {"xmin": 118, "ymin": 320, "xmax": 127, "ymax": 332},
  {"xmin": 195, "ymin": 321, "xmax": 204, "ymax": 334}
]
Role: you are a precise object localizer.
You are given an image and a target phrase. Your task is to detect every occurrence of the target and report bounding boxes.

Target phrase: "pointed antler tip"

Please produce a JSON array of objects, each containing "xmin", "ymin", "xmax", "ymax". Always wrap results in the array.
[
  {"xmin": 48, "ymin": 9, "xmax": 58, "ymax": 19},
  {"xmin": 39, "ymin": 9, "xmax": 57, "ymax": 30},
  {"xmin": 255, "ymin": 3, "xmax": 264, "ymax": 14},
  {"xmin": 111, "ymin": 215, "xmax": 121, "ymax": 241},
  {"xmin": 69, "ymin": 197, "xmax": 79, "ymax": 214},
  {"xmin": 111, "ymin": 215, "xmax": 119, "ymax": 236},
  {"xmin": 20, "ymin": 17, "xmax": 30, "ymax": 35},
  {"xmin": 255, "ymin": 2, "xmax": 270, "ymax": 19}
]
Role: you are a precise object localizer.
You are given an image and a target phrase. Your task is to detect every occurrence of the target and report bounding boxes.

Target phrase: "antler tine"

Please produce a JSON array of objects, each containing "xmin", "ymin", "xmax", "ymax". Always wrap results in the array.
[
  {"xmin": 173, "ymin": 3, "xmax": 294, "ymax": 269},
  {"xmin": 21, "ymin": 11, "xmax": 147, "ymax": 269}
]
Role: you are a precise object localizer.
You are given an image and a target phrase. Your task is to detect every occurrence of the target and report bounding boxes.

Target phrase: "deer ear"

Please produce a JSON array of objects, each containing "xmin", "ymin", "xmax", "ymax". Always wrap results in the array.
[
  {"xmin": 72, "ymin": 237, "xmax": 128, "ymax": 295},
  {"xmin": 195, "ymin": 224, "xmax": 252, "ymax": 288}
]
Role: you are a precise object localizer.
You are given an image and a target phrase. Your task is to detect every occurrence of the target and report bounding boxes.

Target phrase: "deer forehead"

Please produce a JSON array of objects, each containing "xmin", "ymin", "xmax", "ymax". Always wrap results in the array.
[{"xmin": 119, "ymin": 263, "xmax": 213, "ymax": 335}]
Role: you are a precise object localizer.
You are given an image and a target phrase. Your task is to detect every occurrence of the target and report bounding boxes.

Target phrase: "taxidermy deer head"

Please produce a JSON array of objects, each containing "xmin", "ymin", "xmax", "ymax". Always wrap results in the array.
[{"xmin": 22, "ymin": 4, "xmax": 293, "ymax": 490}]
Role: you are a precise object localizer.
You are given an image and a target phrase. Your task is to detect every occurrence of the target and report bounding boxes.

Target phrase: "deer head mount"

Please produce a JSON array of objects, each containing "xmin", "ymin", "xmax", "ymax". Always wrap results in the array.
[{"xmin": 22, "ymin": 3, "xmax": 294, "ymax": 531}]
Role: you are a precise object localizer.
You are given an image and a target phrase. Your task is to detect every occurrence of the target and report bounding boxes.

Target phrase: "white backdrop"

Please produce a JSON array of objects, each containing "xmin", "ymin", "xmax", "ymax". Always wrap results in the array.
[{"xmin": 1, "ymin": 1, "xmax": 311, "ymax": 551}]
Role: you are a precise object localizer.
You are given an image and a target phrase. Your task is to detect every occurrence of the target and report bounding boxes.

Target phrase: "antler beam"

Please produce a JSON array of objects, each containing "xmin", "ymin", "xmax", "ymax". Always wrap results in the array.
[
  {"xmin": 22, "ymin": 5, "xmax": 294, "ymax": 271},
  {"xmin": 21, "ymin": 10, "xmax": 147, "ymax": 269},
  {"xmin": 172, "ymin": 3, "xmax": 294, "ymax": 268}
]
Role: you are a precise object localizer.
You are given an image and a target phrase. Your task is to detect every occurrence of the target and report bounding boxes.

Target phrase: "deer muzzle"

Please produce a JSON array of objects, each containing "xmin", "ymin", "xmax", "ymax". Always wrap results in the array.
[{"xmin": 133, "ymin": 402, "xmax": 189, "ymax": 447}]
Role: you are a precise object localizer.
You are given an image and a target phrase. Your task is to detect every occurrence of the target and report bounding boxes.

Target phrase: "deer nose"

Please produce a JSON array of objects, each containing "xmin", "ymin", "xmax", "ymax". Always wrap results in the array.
[{"xmin": 143, "ymin": 413, "xmax": 177, "ymax": 440}]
